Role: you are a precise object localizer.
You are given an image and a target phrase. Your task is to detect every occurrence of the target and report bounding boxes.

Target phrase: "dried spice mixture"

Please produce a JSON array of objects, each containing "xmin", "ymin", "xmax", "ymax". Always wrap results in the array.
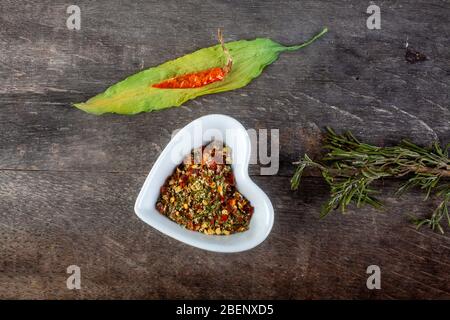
[{"xmin": 156, "ymin": 141, "xmax": 254, "ymax": 235}]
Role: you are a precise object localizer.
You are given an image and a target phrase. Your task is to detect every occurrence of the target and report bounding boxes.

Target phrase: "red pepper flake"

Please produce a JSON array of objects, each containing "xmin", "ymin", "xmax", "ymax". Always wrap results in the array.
[
  {"xmin": 225, "ymin": 173, "xmax": 234, "ymax": 185},
  {"xmin": 208, "ymin": 161, "xmax": 217, "ymax": 171}
]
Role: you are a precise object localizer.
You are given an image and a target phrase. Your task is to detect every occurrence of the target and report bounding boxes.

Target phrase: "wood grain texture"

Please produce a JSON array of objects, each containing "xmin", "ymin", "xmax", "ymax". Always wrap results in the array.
[
  {"xmin": 0, "ymin": 0, "xmax": 449, "ymax": 299},
  {"xmin": 1, "ymin": 171, "xmax": 449, "ymax": 299}
]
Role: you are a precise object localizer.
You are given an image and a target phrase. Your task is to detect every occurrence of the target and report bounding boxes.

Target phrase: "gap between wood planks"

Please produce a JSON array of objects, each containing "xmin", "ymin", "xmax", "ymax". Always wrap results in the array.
[
  {"xmin": 0, "ymin": 167, "xmax": 296, "ymax": 176},
  {"xmin": 1, "ymin": 168, "xmax": 448, "ymax": 182}
]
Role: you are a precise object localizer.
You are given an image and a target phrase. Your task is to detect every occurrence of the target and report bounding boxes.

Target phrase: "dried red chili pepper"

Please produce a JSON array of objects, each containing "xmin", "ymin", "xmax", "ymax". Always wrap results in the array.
[{"xmin": 152, "ymin": 29, "xmax": 233, "ymax": 89}]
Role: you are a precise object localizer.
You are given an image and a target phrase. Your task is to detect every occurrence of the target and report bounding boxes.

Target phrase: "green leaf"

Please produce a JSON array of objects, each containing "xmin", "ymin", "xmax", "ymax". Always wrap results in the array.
[{"xmin": 74, "ymin": 28, "xmax": 328, "ymax": 115}]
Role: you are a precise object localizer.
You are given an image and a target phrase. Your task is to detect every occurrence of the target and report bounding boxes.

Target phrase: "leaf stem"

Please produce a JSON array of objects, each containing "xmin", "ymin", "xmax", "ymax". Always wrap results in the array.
[{"xmin": 284, "ymin": 27, "xmax": 328, "ymax": 51}]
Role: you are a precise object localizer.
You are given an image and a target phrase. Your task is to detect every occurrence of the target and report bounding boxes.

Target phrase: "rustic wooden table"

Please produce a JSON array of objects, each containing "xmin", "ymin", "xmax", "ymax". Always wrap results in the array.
[{"xmin": 1, "ymin": 0, "xmax": 449, "ymax": 299}]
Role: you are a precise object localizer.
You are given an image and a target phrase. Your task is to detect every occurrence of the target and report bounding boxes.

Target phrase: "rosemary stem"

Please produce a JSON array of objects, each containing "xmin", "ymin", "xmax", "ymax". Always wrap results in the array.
[{"xmin": 410, "ymin": 166, "xmax": 450, "ymax": 177}]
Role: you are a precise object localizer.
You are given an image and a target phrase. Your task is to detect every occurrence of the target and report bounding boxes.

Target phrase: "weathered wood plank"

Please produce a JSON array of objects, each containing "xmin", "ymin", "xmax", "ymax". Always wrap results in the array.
[
  {"xmin": 0, "ymin": 0, "xmax": 449, "ymax": 299},
  {"xmin": 0, "ymin": 0, "xmax": 449, "ymax": 174},
  {"xmin": 0, "ymin": 171, "xmax": 449, "ymax": 299}
]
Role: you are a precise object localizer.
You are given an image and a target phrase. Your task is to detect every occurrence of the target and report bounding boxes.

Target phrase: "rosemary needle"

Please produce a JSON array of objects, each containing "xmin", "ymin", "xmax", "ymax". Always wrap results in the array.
[{"xmin": 291, "ymin": 127, "xmax": 450, "ymax": 233}]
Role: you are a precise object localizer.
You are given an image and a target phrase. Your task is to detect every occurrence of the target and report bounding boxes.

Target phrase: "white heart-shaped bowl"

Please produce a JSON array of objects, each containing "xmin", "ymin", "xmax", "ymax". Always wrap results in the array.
[{"xmin": 134, "ymin": 114, "xmax": 274, "ymax": 252}]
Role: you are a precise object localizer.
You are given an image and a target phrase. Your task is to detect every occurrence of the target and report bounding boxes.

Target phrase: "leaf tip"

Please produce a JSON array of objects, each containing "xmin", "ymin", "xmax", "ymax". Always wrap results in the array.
[{"xmin": 73, "ymin": 102, "xmax": 102, "ymax": 115}]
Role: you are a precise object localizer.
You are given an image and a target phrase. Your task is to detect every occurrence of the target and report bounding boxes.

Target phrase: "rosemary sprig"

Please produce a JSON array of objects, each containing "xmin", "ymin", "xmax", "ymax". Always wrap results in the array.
[{"xmin": 291, "ymin": 128, "xmax": 450, "ymax": 233}]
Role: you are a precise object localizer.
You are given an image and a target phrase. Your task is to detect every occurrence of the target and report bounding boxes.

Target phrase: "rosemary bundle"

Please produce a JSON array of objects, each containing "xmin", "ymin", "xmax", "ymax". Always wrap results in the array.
[{"xmin": 291, "ymin": 128, "xmax": 450, "ymax": 233}]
